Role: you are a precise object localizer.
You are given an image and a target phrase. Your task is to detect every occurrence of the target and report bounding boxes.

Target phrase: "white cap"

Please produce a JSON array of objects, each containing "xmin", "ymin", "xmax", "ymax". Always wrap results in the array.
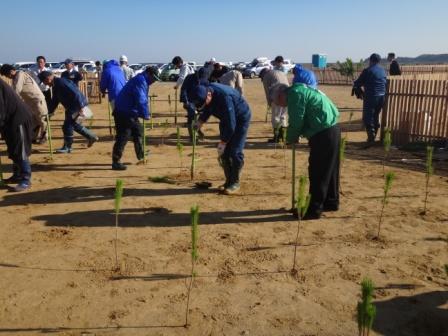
[
  {"xmin": 210, "ymin": 57, "xmax": 216, "ymax": 62},
  {"xmin": 120, "ymin": 55, "xmax": 128, "ymax": 62}
]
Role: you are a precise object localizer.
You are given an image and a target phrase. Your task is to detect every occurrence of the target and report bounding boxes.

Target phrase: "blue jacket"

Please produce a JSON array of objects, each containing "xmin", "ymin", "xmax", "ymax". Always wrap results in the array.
[
  {"xmin": 49, "ymin": 77, "xmax": 87, "ymax": 113},
  {"xmin": 353, "ymin": 64, "xmax": 387, "ymax": 97},
  {"xmin": 100, "ymin": 60, "xmax": 126, "ymax": 102},
  {"xmin": 199, "ymin": 83, "xmax": 251, "ymax": 143},
  {"xmin": 114, "ymin": 72, "xmax": 154, "ymax": 119}
]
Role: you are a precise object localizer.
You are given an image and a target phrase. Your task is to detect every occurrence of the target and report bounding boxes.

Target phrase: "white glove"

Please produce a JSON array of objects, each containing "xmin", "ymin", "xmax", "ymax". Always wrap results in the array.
[{"xmin": 217, "ymin": 142, "xmax": 226, "ymax": 157}]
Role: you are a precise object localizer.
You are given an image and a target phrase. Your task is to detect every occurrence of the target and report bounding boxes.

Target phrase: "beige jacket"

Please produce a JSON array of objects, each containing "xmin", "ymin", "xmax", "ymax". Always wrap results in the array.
[
  {"xmin": 219, "ymin": 70, "xmax": 244, "ymax": 96},
  {"xmin": 13, "ymin": 71, "xmax": 48, "ymax": 116},
  {"xmin": 262, "ymin": 70, "xmax": 289, "ymax": 105}
]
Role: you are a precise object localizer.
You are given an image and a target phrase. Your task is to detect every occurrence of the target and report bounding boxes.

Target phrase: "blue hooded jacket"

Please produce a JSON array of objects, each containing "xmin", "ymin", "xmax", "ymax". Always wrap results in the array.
[
  {"xmin": 193, "ymin": 83, "xmax": 251, "ymax": 143},
  {"xmin": 49, "ymin": 77, "xmax": 88, "ymax": 113},
  {"xmin": 353, "ymin": 63, "xmax": 387, "ymax": 96},
  {"xmin": 293, "ymin": 64, "xmax": 318, "ymax": 88},
  {"xmin": 100, "ymin": 60, "xmax": 126, "ymax": 102}
]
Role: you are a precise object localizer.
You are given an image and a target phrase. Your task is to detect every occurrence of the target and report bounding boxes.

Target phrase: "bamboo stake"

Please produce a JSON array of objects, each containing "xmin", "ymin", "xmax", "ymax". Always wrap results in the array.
[
  {"xmin": 291, "ymin": 143, "xmax": 296, "ymax": 211},
  {"xmin": 185, "ymin": 205, "xmax": 199, "ymax": 327},
  {"xmin": 174, "ymin": 88, "xmax": 178, "ymax": 125},
  {"xmin": 107, "ymin": 101, "xmax": 113, "ymax": 136}
]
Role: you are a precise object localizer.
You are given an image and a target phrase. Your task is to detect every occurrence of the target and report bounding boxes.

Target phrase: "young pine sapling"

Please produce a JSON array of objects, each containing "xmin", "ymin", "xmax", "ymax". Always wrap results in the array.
[
  {"xmin": 161, "ymin": 119, "xmax": 169, "ymax": 145},
  {"xmin": 422, "ymin": 146, "xmax": 434, "ymax": 215},
  {"xmin": 339, "ymin": 137, "xmax": 347, "ymax": 195},
  {"xmin": 345, "ymin": 110, "xmax": 355, "ymax": 139},
  {"xmin": 114, "ymin": 179, "xmax": 124, "ymax": 270},
  {"xmin": 377, "ymin": 172, "xmax": 395, "ymax": 239},
  {"xmin": 292, "ymin": 175, "xmax": 311, "ymax": 274},
  {"xmin": 176, "ymin": 127, "xmax": 184, "ymax": 170},
  {"xmin": 185, "ymin": 205, "xmax": 199, "ymax": 327},
  {"xmin": 46, "ymin": 114, "xmax": 54, "ymax": 160},
  {"xmin": 357, "ymin": 278, "xmax": 376, "ymax": 336},
  {"xmin": 382, "ymin": 128, "xmax": 392, "ymax": 176}
]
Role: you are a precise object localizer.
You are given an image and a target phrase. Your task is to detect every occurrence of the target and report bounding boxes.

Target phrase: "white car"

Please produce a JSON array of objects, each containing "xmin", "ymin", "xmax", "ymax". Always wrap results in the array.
[{"xmin": 242, "ymin": 58, "xmax": 273, "ymax": 78}]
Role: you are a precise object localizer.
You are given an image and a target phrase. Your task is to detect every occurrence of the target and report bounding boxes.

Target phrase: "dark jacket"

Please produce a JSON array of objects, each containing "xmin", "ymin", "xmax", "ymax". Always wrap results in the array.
[
  {"xmin": 0, "ymin": 78, "xmax": 34, "ymax": 130},
  {"xmin": 353, "ymin": 64, "xmax": 387, "ymax": 97},
  {"xmin": 389, "ymin": 60, "xmax": 402, "ymax": 76},
  {"xmin": 100, "ymin": 60, "xmax": 126, "ymax": 102},
  {"xmin": 114, "ymin": 72, "xmax": 154, "ymax": 120},
  {"xmin": 61, "ymin": 69, "xmax": 83, "ymax": 86},
  {"xmin": 48, "ymin": 77, "xmax": 88, "ymax": 114},
  {"xmin": 198, "ymin": 83, "xmax": 251, "ymax": 143},
  {"xmin": 180, "ymin": 71, "xmax": 209, "ymax": 104}
]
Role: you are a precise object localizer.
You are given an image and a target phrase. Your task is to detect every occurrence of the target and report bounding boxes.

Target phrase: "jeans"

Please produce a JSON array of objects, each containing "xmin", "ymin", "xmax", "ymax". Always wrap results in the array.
[{"xmin": 363, "ymin": 95, "xmax": 385, "ymax": 139}]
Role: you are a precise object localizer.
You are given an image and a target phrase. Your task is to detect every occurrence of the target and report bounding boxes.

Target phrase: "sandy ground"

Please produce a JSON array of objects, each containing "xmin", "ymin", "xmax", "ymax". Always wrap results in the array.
[{"xmin": 0, "ymin": 79, "xmax": 447, "ymax": 336}]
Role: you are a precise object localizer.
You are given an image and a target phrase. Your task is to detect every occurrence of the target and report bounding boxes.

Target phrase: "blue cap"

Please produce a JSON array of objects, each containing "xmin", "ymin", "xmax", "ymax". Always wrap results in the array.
[
  {"xmin": 190, "ymin": 85, "xmax": 209, "ymax": 108},
  {"xmin": 64, "ymin": 58, "xmax": 73, "ymax": 65},
  {"xmin": 293, "ymin": 64, "xmax": 318, "ymax": 89}
]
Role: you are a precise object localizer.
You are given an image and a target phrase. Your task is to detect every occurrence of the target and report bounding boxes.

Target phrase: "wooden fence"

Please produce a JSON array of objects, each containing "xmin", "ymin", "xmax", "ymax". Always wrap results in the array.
[
  {"xmin": 315, "ymin": 65, "xmax": 448, "ymax": 85},
  {"xmin": 382, "ymin": 77, "xmax": 448, "ymax": 146}
]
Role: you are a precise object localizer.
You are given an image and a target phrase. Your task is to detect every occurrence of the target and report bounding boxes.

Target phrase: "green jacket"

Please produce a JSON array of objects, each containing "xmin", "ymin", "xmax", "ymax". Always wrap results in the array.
[{"xmin": 286, "ymin": 83, "xmax": 339, "ymax": 142}]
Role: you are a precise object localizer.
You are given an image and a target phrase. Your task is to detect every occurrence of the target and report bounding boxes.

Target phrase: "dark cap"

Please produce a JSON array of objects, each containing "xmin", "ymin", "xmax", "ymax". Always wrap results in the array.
[
  {"xmin": 64, "ymin": 58, "xmax": 73, "ymax": 65},
  {"xmin": 145, "ymin": 66, "xmax": 161, "ymax": 81},
  {"xmin": 172, "ymin": 56, "xmax": 183, "ymax": 66},
  {"xmin": 369, "ymin": 53, "xmax": 381, "ymax": 64},
  {"xmin": 37, "ymin": 70, "xmax": 53, "ymax": 82},
  {"xmin": 190, "ymin": 85, "xmax": 209, "ymax": 109},
  {"xmin": 0, "ymin": 64, "xmax": 15, "ymax": 76},
  {"xmin": 274, "ymin": 55, "xmax": 284, "ymax": 63}
]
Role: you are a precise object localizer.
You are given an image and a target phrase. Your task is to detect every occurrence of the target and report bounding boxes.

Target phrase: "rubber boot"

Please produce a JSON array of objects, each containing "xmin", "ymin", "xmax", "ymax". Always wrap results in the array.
[
  {"xmin": 78, "ymin": 126, "xmax": 99, "ymax": 147},
  {"xmin": 56, "ymin": 137, "xmax": 73, "ymax": 153},
  {"xmin": 217, "ymin": 158, "xmax": 232, "ymax": 191},
  {"xmin": 112, "ymin": 142, "xmax": 126, "ymax": 170},
  {"xmin": 134, "ymin": 136, "xmax": 146, "ymax": 161}
]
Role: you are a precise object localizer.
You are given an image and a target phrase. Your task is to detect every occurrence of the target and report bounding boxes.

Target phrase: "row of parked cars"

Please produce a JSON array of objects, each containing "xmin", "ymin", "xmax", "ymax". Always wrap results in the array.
[
  {"xmin": 12, "ymin": 60, "xmax": 97, "ymax": 74},
  {"xmin": 8, "ymin": 57, "xmax": 295, "ymax": 81}
]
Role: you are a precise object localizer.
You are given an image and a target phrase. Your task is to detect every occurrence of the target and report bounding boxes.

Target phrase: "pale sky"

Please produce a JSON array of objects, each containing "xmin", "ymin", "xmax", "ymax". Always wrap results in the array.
[{"xmin": 0, "ymin": 0, "xmax": 446, "ymax": 64}]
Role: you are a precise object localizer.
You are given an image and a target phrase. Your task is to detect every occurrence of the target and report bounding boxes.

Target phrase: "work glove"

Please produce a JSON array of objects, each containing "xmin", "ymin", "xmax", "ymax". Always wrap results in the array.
[
  {"xmin": 192, "ymin": 119, "xmax": 204, "ymax": 131},
  {"xmin": 351, "ymin": 87, "xmax": 364, "ymax": 100},
  {"xmin": 217, "ymin": 141, "xmax": 227, "ymax": 157}
]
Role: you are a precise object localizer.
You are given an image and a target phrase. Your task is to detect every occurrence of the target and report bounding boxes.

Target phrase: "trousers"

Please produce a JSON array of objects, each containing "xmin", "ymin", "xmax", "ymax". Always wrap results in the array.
[
  {"xmin": 112, "ymin": 114, "xmax": 144, "ymax": 162},
  {"xmin": 308, "ymin": 125, "xmax": 340, "ymax": 215},
  {"xmin": 363, "ymin": 95, "xmax": 385, "ymax": 140}
]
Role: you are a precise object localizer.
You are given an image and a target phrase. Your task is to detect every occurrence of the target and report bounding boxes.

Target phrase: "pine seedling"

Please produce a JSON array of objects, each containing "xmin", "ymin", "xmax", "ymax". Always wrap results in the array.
[
  {"xmin": 161, "ymin": 119, "xmax": 169, "ymax": 145},
  {"xmin": 141, "ymin": 119, "xmax": 147, "ymax": 164},
  {"xmin": 357, "ymin": 278, "xmax": 376, "ymax": 336},
  {"xmin": 185, "ymin": 205, "xmax": 200, "ymax": 327},
  {"xmin": 292, "ymin": 175, "xmax": 311, "ymax": 274},
  {"xmin": 107, "ymin": 101, "xmax": 113, "ymax": 136},
  {"xmin": 377, "ymin": 172, "xmax": 395, "ymax": 238},
  {"xmin": 291, "ymin": 143, "xmax": 296, "ymax": 211},
  {"xmin": 382, "ymin": 128, "xmax": 392, "ymax": 176},
  {"xmin": 46, "ymin": 114, "xmax": 54, "ymax": 160},
  {"xmin": 190, "ymin": 120, "xmax": 198, "ymax": 181},
  {"xmin": 176, "ymin": 127, "xmax": 184, "ymax": 169},
  {"xmin": 422, "ymin": 146, "xmax": 434, "ymax": 215},
  {"xmin": 345, "ymin": 110, "xmax": 354, "ymax": 139},
  {"xmin": 174, "ymin": 88, "xmax": 178, "ymax": 125},
  {"xmin": 339, "ymin": 137, "xmax": 347, "ymax": 195},
  {"xmin": 114, "ymin": 179, "xmax": 124, "ymax": 269}
]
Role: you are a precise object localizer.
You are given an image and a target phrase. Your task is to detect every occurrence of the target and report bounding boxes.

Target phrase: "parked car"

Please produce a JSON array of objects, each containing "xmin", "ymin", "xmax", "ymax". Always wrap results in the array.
[
  {"xmin": 233, "ymin": 62, "xmax": 248, "ymax": 72},
  {"xmin": 159, "ymin": 62, "xmax": 196, "ymax": 82},
  {"xmin": 242, "ymin": 57, "xmax": 272, "ymax": 78},
  {"xmin": 280, "ymin": 59, "xmax": 295, "ymax": 73},
  {"xmin": 13, "ymin": 62, "xmax": 35, "ymax": 71}
]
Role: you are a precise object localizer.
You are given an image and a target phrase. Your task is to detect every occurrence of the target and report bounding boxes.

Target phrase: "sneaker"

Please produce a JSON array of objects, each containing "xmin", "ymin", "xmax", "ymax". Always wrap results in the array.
[
  {"xmin": 56, "ymin": 146, "xmax": 72, "ymax": 154},
  {"xmin": 217, "ymin": 183, "xmax": 229, "ymax": 191},
  {"xmin": 112, "ymin": 162, "xmax": 127, "ymax": 170},
  {"xmin": 87, "ymin": 136, "xmax": 99, "ymax": 148},
  {"xmin": 223, "ymin": 183, "xmax": 240, "ymax": 195},
  {"xmin": 12, "ymin": 181, "xmax": 31, "ymax": 192}
]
